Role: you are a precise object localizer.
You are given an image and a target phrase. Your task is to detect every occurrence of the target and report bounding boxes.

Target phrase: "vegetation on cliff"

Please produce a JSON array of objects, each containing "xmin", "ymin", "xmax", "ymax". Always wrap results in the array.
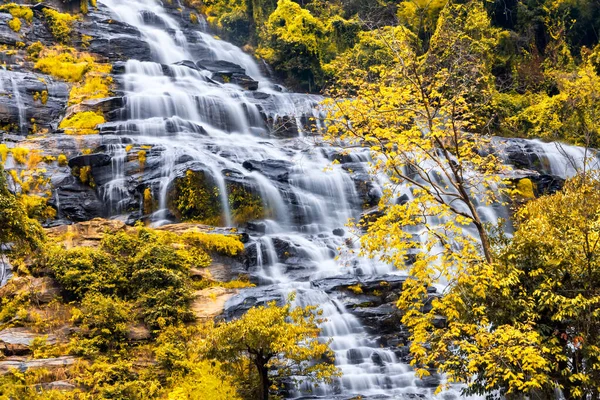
[{"xmin": 0, "ymin": 168, "xmax": 336, "ymax": 398}]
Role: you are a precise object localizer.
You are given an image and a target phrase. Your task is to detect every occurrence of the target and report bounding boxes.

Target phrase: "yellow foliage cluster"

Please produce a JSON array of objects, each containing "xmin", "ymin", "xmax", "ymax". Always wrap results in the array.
[
  {"xmin": 57, "ymin": 154, "xmax": 68, "ymax": 166},
  {"xmin": 8, "ymin": 17, "xmax": 21, "ymax": 32},
  {"xmin": 34, "ymin": 47, "xmax": 96, "ymax": 82},
  {"xmin": 34, "ymin": 46, "xmax": 112, "ymax": 134},
  {"xmin": 42, "ymin": 8, "xmax": 78, "ymax": 44},
  {"xmin": 0, "ymin": 4, "xmax": 33, "ymax": 32},
  {"xmin": 0, "ymin": 3, "xmax": 33, "ymax": 23},
  {"xmin": 59, "ymin": 111, "xmax": 105, "ymax": 135}
]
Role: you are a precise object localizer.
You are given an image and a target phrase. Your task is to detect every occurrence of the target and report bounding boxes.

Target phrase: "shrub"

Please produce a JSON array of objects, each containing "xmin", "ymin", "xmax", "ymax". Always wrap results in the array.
[
  {"xmin": 47, "ymin": 246, "xmax": 127, "ymax": 299},
  {"xmin": 71, "ymin": 292, "xmax": 133, "ymax": 354},
  {"xmin": 59, "ymin": 111, "xmax": 105, "ymax": 135},
  {"xmin": 8, "ymin": 17, "xmax": 21, "ymax": 32},
  {"xmin": 42, "ymin": 8, "xmax": 77, "ymax": 44},
  {"xmin": 35, "ymin": 47, "xmax": 94, "ymax": 82}
]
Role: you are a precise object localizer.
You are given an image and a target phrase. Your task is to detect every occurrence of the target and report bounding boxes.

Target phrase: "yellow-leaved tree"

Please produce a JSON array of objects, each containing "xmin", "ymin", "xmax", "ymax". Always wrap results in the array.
[
  {"xmin": 207, "ymin": 299, "xmax": 339, "ymax": 400},
  {"xmin": 321, "ymin": 0, "xmax": 580, "ymax": 396}
]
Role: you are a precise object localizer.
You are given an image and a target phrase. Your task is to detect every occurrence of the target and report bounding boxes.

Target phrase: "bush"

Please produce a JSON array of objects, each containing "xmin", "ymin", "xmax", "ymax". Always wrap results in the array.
[
  {"xmin": 48, "ymin": 246, "xmax": 127, "ymax": 299},
  {"xmin": 59, "ymin": 111, "xmax": 105, "ymax": 135},
  {"xmin": 42, "ymin": 8, "xmax": 77, "ymax": 44},
  {"xmin": 71, "ymin": 292, "xmax": 133, "ymax": 354}
]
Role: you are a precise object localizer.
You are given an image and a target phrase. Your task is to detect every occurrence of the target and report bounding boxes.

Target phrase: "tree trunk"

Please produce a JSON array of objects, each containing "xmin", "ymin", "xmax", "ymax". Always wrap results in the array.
[{"xmin": 256, "ymin": 359, "xmax": 270, "ymax": 400}]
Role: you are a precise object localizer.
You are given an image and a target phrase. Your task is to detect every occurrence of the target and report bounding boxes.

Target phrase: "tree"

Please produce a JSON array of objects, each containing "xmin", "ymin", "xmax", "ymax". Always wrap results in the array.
[
  {"xmin": 208, "ymin": 299, "xmax": 339, "ymax": 400},
  {"xmin": 322, "ymin": 0, "xmax": 557, "ymax": 396},
  {"xmin": 509, "ymin": 55, "xmax": 600, "ymax": 147},
  {"xmin": 486, "ymin": 175, "xmax": 600, "ymax": 398}
]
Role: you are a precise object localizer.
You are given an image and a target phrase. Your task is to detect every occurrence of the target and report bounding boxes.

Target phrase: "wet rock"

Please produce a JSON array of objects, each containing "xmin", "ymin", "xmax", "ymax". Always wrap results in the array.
[
  {"xmin": 173, "ymin": 60, "xmax": 200, "ymax": 71},
  {"xmin": 80, "ymin": 5, "xmax": 152, "ymax": 62},
  {"xmin": 415, "ymin": 372, "xmax": 442, "ymax": 388},
  {"xmin": 196, "ymin": 59, "xmax": 246, "ymax": 75},
  {"xmin": 531, "ymin": 173, "xmax": 564, "ymax": 195},
  {"xmin": 332, "ymin": 228, "xmax": 345, "ymax": 237},
  {"xmin": 0, "ymin": 255, "xmax": 11, "ymax": 289},
  {"xmin": 351, "ymin": 304, "xmax": 403, "ymax": 334},
  {"xmin": 0, "ymin": 70, "xmax": 69, "ymax": 135},
  {"xmin": 0, "ymin": 14, "xmax": 23, "ymax": 46},
  {"xmin": 139, "ymin": 10, "xmax": 167, "ymax": 28},
  {"xmin": 311, "ymin": 274, "xmax": 406, "ymax": 294},
  {"xmin": 371, "ymin": 352, "xmax": 384, "ymax": 367},
  {"xmin": 196, "ymin": 59, "xmax": 259, "ymax": 90},
  {"xmin": 68, "ymin": 153, "xmax": 112, "ymax": 168},
  {"xmin": 223, "ymin": 286, "xmax": 283, "ymax": 319},
  {"xmin": 346, "ymin": 348, "xmax": 364, "ymax": 364},
  {"xmin": 242, "ymin": 159, "xmax": 293, "ymax": 182},
  {"xmin": 50, "ymin": 178, "xmax": 105, "ymax": 222},
  {"xmin": 64, "ymin": 97, "xmax": 124, "ymax": 121},
  {"xmin": 246, "ymin": 221, "xmax": 267, "ymax": 233},
  {"xmin": 265, "ymin": 115, "xmax": 299, "ymax": 138}
]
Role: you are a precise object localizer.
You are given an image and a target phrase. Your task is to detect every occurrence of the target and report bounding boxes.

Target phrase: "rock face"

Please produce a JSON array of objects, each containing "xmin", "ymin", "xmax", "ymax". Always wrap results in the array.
[
  {"xmin": 192, "ymin": 287, "xmax": 238, "ymax": 321},
  {"xmin": 0, "ymin": 70, "xmax": 70, "ymax": 135},
  {"xmin": 0, "ymin": 356, "xmax": 76, "ymax": 375},
  {"xmin": 196, "ymin": 60, "xmax": 259, "ymax": 90},
  {"xmin": 0, "ymin": 328, "xmax": 58, "ymax": 356}
]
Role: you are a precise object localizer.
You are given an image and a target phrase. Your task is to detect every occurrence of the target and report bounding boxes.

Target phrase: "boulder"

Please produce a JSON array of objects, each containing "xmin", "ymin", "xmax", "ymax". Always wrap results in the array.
[
  {"xmin": 192, "ymin": 287, "xmax": 238, "ymax": 321},
  {"xmin": 0, "ymin": 328, "xmax": 58, "ymax": 356},
  {"xmin": 196, "ymin": 60, "xmax": 259, "ymax": 91},
  {"xmin": 50, "ymin": 176, "xmax": 105, "ymax": 222},
  {"xmin": 67, "ymin": 153, "xmax": 112, "ymax": 169},
  {"xmin": 46, "ymin": 218, "xmax": 127, "ymax": 247},
  {"xmin": 29, "ymin": 277, "xmax": 61, "ymax": 303},
  {"xmin": 0, "ymin": 356, "xmax": 76, "ymax": 375},
  {"xmin": 0, "ymin": 70, "xmax": 69, "ymax": 135},
  {"xmin": 242, "ymin": 159, "xmax": 293, "ymax": 182}
]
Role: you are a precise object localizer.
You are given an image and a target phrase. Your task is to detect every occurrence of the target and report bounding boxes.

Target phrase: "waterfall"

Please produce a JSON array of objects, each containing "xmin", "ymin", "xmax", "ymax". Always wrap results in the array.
[{"xmin": 94, "ymin": 0, "xmax": 593, "ymax": 398}]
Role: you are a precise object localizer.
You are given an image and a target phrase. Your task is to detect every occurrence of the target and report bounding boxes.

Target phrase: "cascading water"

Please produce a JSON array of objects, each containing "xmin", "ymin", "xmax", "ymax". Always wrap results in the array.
[{"xmin": 93, "ymin": 0, "xmax": 595, "ymax": 398}]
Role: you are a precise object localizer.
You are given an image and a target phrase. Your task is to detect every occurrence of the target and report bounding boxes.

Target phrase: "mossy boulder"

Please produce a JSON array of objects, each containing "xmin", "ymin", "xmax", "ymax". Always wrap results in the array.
[{"xmin": 167, "ymin": 169, "xmax": 268, "ymax": 227}]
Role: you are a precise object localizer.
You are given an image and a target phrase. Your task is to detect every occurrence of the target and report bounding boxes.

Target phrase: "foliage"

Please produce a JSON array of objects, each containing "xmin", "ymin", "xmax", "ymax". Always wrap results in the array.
[
  {"xmin": 71, "ymin": 292, "xmax": 133, "ymax": 354},
  {"xmin": 34, "ymin": 47, "xmax": 99, "ymax": 82},
  {"xmin": 0, "ymin": 164, "xmax": 44, "ymax": 253},
  {"xmin": 256, "ymin": 0, "xmax": 357, "ymax": 90},
  {"xmin": 8, "ymin": 17, "xmax": 21, "ymax": 32},
  {"xmin": 169, "ymin": 169, "xmax": 268, "ymax": 226},
  {"xmin": 507, "ymin": 57, "xmax": 600, "ymax": 146},
  {"xmin": 208, "ymin": 298, "xmax": 339, "ymax": 400},
  {"xmin": 59, "ymin": 111, "xmax": 105, "ymax": 135},
  {"xmin": 166, "ymin": 360, "xmax": 242, "ymax": 400},
  {"xmin": 325, "ymin": 0, "xmax": 504, "ymax": 265},
  {"xmin": 42, "ymin": 8, "xmax": 77, "ymax": 44},
  {"xmin": 0, "ymin": 3, "xmax": 33, "ymax": 23},
  {"xmin": 169, "ymin": 170, "xmax": 223, "ymax": 225},
  {"xmin": 393, "ymin": 175, "xmax": 600, "ymax": 397}
]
